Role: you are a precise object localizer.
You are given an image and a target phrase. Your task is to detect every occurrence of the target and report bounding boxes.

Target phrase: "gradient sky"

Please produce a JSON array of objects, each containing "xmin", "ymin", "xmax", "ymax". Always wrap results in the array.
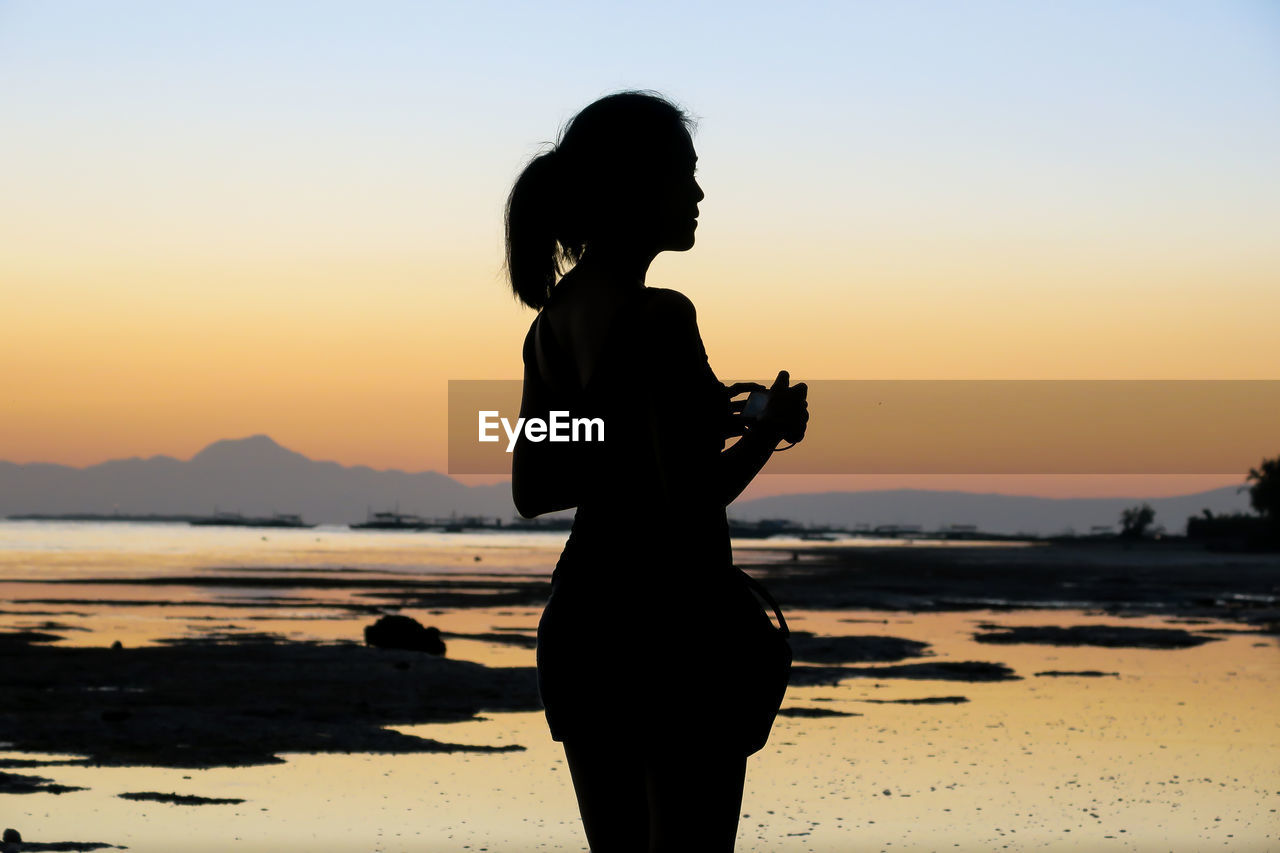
[{"xmin": 2, "ymin": 1, "xmax": 1277, "ymax": 498}]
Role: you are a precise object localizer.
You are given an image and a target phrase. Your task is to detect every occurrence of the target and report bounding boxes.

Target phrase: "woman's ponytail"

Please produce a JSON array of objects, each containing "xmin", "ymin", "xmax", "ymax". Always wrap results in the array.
[
  {"xmin": 505, "ymin": 91, "xmax": 695, "ymax": 310},
  {"xmin": 505, "ymin": 150, "xmax": 565, "ymax": 310}
]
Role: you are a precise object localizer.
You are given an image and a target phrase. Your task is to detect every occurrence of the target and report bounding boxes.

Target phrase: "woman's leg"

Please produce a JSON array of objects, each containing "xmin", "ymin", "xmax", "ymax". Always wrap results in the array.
[
  {"xmin": 645, "ymin": 743, "xmax": 748, "ymax": 852},
  {"xmin": 563, "ymin": 738, "xmax": 650, "ymax": 852}
]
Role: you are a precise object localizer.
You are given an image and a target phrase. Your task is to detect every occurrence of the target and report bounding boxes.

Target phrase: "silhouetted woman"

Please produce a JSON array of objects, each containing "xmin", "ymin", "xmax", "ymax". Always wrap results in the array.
[{"xmin": 507, "ymin": 91, "xmax": 808, "ymax": 851}]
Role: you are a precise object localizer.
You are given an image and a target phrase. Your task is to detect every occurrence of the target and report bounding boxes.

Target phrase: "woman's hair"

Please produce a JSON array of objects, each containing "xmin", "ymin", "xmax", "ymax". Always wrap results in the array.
[{"xmin": 505, "ymin": 90, "xmax": 696, "ymax": 309}]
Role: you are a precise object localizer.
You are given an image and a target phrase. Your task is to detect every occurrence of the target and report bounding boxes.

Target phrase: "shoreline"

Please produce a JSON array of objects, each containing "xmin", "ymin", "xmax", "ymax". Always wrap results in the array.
[{"xmin": 747, "ymin": 540, "xmax": 1280, "ymax": 627}]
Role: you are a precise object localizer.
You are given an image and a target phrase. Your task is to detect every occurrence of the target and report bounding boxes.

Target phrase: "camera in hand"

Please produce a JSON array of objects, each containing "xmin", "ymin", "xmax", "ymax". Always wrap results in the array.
[
  {"xmin": 741, "ymin": 390, "xmax": 770, "ymax": 421},
  {"xmin": 742, "ymin": 388, "xmax": 805, "ymax": 445}
]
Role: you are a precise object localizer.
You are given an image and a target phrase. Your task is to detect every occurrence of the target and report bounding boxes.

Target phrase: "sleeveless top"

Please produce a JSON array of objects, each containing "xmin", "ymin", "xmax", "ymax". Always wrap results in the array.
[{"xmin": 523, "ymin": 285, "xmax": 732, "ymax": 589}]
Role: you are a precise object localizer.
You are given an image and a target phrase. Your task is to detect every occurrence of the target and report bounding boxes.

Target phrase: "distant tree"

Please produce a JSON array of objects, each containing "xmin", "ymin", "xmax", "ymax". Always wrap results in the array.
[
  {"xmin": 1119, "ymin": 503, "xmax": 1155, "ymax": 539},
  {"xmin": 1246, "ymin": 456, "xmax": 1280, "ymax": 524}
]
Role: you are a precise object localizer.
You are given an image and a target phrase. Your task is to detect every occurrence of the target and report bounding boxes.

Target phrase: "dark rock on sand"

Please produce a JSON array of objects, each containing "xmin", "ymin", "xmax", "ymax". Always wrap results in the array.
[
  {"xmin": 158, "ymin": 630, "xmax": 288, "ymax": 645},
  {"xmin": 777, "ymin": 706, "xmax": 861, "ymax": 717},
  {"xmin": 0, "ymin": 631, "xmax": 62, "ymax": 647},
  {"xmin": 861, "ymin": 696, "xmax": 969, "ymax": 704},
  {"xmin": 28, "ymin": 622, "xmax": 90, "ymax": 633},
  {"xmin": 364, "ymin": 615, "xmax": 446, "ymax": 654},
  {"xmin": 28, "ymin": 844, "xmax": 124, "ymax": 851},
  {"xmin": 0, "ymin": 638, "xmax": 538, "ymax": 768},
  {"xmin": 118, "ymin": 791, "xmax": 245, "ymax": 805},
  {"xmin": 19, "ymin": 573, "xmax": 553, "ymax": 611},
  {"xmin": 974, "ymin": 624, "xmax": 1221, "ymax": 649},
  {"xmin": 789, "ymin": 661, "xmax": 1019, "ymax": 686},
  {"xmin": 0, "ymin": 759, "xmax": 89, "ymax": 769},
  {"xmin": 0, "ymin": 834, "xmax": 125, "ymax": 852},
  {"xmin": 1035, "ymin": 670, "xmax": 1120, "ymax": 678},
  {"xmin": 440, "ymin": 631, "xmax": 539, "ymax": 649},
  {"xmin": 788, "ymin": 632, "xmax": 930, "ymax": 664},
  {"xmin": 0, "ymin": 771, "xmax": 86, "ymax": 795}
]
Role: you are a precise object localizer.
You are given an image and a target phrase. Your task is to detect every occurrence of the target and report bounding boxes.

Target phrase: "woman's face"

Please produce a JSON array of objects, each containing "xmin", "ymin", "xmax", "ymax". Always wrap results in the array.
[
  {"xmin": 601, "ymin": 130, "xmax": 702, "ymax": 256},
  {"xmin": 648, "ymin": 132, "xmax": 704, "ymax": 254},
  {"xmin": 586, "ymin": 127, "xmax": 704, "ymax": 256}
]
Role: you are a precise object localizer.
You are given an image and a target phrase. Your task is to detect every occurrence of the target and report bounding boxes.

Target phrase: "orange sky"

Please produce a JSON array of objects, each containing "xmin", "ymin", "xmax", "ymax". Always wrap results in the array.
[
  {"xmin": 3, "ymin": 3, "xmax": 1277, "ymax": 499},
  {"xmin": 6, "ymin": 240, "xmax": 1275, "ymax": 490}
]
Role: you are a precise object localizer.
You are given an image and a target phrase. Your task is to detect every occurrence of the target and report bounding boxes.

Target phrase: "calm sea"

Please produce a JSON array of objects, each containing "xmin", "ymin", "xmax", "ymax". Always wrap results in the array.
[
  {"xmin": 0, "ymin": 519, "xmax": 1015, "ymax": 583},
  {"xmin": 0, "ymin": 519, "xmax": 574, "ymax": 580}
]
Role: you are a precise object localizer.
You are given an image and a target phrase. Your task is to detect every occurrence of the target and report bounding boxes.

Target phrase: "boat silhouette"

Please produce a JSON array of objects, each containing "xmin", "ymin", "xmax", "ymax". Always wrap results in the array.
[
  {"xmin": 349, "ymin": 509, "xmax": 432, "ymax": 530},
  {"xmin": 189, "ymin": 510, "xmax": 315, "ymax": 529}
]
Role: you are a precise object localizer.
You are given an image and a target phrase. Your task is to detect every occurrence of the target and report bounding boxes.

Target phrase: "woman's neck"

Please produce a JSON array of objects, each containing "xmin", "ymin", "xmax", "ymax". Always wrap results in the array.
[{"xmin": 577, "ymin": 243, "xmax": 656, "ymax": 288}]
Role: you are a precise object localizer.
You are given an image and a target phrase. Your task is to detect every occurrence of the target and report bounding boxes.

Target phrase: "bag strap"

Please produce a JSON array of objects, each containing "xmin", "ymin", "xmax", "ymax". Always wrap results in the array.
[{"xmin": 735, "ymin": 567, "xmax": 790, "ymax": 637}]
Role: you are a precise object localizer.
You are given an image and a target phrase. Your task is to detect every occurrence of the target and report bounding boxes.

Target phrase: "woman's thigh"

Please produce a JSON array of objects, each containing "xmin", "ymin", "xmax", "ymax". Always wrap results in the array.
[
  {"xmin": 645, "ymin": 743, "xmax": 747, "ymax": 852},
  {"xmin": 563, "ymin": 739, "xmax": 650, "ymax": 853},
  {"xmin": 562, "ymin": 738, "xmax": 748, "ymax": 852}
]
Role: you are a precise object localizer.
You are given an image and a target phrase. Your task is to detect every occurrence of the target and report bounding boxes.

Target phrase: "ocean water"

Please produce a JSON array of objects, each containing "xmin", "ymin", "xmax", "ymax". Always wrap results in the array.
[
  {"xmin": 0, "ymin": 519, "xmax": 1027, "ymax": 580},
  {"xmin": 0, "ymin": 519, "xmax": 571, "ymax": 579}
]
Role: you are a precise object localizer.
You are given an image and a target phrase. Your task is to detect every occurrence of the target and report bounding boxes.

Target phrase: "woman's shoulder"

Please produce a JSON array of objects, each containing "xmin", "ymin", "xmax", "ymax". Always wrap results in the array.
[
  {"xmin": 634, "ymin": 288, "xmax": 709, "ymax": 373},
  {"xmin": 638, "ymin": 287, "xmax": 698, "ymax": 329},
  {"xmin": 642, "ymin": 286, "xmax": 695, "ymax": 311}
]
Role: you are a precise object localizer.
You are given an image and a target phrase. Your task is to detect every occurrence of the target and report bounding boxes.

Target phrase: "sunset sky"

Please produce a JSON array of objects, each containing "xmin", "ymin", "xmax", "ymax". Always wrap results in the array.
[{"xmin": 3, "ymin": 1, "xmax": 1277, "ymax": 499}]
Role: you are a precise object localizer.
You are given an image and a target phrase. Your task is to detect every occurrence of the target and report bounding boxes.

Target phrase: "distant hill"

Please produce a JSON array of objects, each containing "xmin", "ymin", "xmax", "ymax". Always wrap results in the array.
[
  {"xmin": 731, "ymin": 487, "xmax": 1250, "ymax": 536},
  {"xmin": 0, "ymin": 435, "xmax": 1252, "ymax": 533},
  {"xmin": 0, "ymin": 435, "xmax": 513, "ymax": 525}
]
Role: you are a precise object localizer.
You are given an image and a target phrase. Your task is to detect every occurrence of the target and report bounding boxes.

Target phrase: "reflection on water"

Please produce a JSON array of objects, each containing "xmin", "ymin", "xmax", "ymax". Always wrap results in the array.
[{"xmin": 0, "ymin": 519, "xmax": 570, "ymax": 579}]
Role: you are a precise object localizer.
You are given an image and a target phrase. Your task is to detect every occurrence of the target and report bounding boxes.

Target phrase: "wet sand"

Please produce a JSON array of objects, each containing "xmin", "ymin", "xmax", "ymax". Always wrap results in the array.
[
  {"xmin": 750, "ymin": 540, "xmax": 1280, "ymax": 627},
  {"xmin": 0, "ymin": 540, "xmax": 1277, "ymax": 850}
]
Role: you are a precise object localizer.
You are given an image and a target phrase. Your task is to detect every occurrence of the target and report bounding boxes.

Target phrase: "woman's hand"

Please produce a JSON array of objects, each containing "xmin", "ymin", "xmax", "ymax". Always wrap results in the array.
[
  {"xmin": 722, "ymin": 381, "xmax": 768, "ymax": 439},
  {"xmin": 756, "ymin": 370, "xmax": 808, "ymax": 445},
  {"xmin": 716, "ymin": 370, "xmax": 809, "ymax": 505}
]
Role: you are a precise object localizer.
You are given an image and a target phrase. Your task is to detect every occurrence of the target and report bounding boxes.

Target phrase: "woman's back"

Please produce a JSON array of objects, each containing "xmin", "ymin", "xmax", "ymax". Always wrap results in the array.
[{"xmin": 538, "ymin": 268, "xmax": 637, "ymax": 393}]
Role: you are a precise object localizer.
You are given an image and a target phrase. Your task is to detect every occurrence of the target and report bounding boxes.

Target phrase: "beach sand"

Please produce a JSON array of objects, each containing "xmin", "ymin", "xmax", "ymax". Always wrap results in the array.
[{"xmin": 1, "ymin": 540, "xmax": 1276, "ymax": 851}]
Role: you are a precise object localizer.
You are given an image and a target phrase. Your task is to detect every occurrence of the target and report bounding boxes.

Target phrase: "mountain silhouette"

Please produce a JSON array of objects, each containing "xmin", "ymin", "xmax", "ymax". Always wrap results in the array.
[
  {"xmin": 0, "ymin": 435, "xmax": 1251, "ymax": 532},
  {"xmin": 0, "ymin": 435, "xmax": 510, "ymax": 525},
  {"xmin": 189, "ymin": 434, "xmax": 312, "ymax": 468}
]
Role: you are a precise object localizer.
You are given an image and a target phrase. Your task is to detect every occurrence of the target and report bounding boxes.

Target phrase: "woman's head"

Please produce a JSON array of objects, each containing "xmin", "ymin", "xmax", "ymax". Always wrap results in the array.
[{"xmin": 505, "ymin": 91, "xmax": 702, "ymax": 309}]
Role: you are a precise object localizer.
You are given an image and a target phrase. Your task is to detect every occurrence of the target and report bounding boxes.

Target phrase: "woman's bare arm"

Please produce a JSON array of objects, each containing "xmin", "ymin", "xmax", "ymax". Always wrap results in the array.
[
  {"xmin": 642, "ymin": 291, "xmax": 792, "ymax": 509},
  {"xmin": 719, "ymin": 371, "xmax": 807, "ymax": 505},
  {"xmin": 511, "ymin": 320, "xmax": 578, "ymax": 518},
  {"xmin": 717, "ymin": 420, "xmax": 785, "ymax": 506}
]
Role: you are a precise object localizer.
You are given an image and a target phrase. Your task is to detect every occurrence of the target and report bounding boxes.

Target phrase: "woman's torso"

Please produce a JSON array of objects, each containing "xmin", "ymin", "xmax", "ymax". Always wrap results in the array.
[{"xmin": 528, "ymin": 275, "xmax": 731, "ymax": 587}]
